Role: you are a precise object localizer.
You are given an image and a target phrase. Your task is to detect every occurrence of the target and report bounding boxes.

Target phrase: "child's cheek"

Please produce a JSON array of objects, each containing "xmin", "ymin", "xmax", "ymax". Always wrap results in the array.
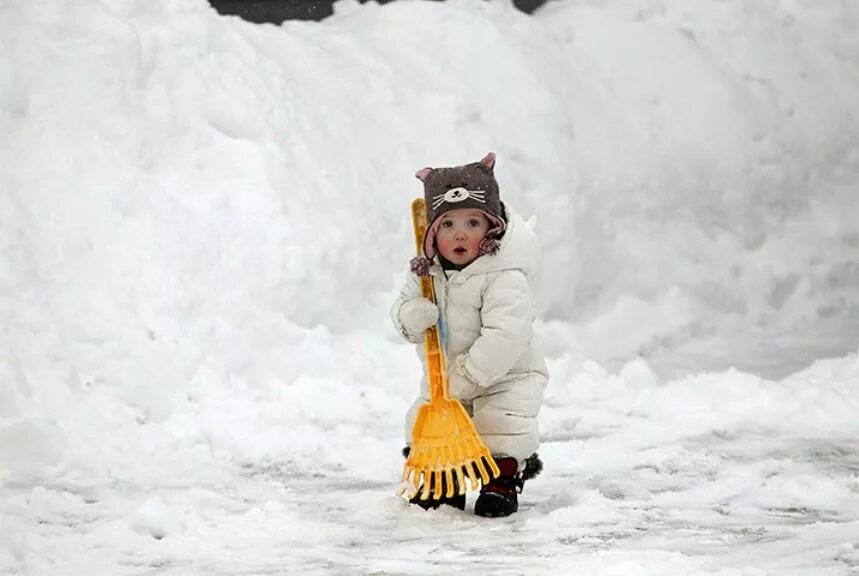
[{"xmin": 436, "ymin": 235, "xmax": 454, "ymax": 258}]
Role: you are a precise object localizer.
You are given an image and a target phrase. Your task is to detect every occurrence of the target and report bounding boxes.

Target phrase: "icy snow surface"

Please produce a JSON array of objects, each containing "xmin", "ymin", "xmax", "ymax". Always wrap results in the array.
[{"xmin": 1, "ymin": 0, "xmax": 858, "ymax": 574}]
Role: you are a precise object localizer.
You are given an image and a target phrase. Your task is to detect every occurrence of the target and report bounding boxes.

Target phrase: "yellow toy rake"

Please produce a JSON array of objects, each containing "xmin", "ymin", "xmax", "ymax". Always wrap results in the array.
[{"xmin": 401, "ymin": 198, "xmax": 499, "ymax": 502}]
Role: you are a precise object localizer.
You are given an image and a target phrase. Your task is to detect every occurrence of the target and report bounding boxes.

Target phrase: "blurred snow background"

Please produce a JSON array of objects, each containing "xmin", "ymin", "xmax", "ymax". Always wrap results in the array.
[{"xmin": 1, "ymin": 0, "xmax": 857, "ymax": 574}]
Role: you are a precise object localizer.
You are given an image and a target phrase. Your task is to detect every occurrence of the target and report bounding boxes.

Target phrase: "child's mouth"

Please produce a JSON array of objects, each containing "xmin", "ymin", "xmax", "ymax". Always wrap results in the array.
[{"xmin": 453, "ymin": 247, "xmax": 468, "ymax": 256}]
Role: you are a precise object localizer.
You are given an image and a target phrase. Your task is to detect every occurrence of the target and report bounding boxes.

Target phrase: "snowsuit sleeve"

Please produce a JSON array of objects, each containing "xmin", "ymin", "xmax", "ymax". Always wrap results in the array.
[
  {"xmin": 462, "ymin": 270, "xmax": 535, "ymax": 388},
  {"xmin": 390, "ymin": 272, "xmax": 424, "ymax": 344}
]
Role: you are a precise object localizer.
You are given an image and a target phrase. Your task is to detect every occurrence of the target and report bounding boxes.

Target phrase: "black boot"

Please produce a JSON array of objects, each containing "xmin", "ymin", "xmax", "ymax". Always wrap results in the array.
[
  {"xmin": 474, "ymin": 453, "xmax": 542, "ymax": 518},
  {"xmin": 409, "ymin": 479, "xmax": 467, "ymax": 511},
  {"xmin": 403, "ymin": 446, "xmax": 466, "ymax": 511}
]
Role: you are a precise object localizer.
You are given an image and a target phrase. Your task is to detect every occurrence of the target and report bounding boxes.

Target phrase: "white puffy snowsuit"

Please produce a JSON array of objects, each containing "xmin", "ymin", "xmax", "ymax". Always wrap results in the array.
[{"xmin": 391, "ymin": 205, "xmax": 548, "ymax": 464}]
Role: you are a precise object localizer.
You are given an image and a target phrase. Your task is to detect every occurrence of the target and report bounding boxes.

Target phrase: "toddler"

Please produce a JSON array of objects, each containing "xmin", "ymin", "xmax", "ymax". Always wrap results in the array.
[{"xmin": 391, "ymin": 152, "xmax": 548, "ymax": 518}]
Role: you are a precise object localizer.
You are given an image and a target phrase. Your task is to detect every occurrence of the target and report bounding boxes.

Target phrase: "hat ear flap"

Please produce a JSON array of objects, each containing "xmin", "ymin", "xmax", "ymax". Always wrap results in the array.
[
  {"xmin": 415, "ymin": 167, "xmax": 433, "ymax": 182},
  {"xmin": 478, "ymin": 152, "xmax": 496, "ymax": 173}
]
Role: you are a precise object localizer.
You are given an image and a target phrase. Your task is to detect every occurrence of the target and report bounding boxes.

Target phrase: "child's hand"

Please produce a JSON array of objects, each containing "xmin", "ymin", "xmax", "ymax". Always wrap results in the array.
[
  {"xmin": 409, "ymin": 257, "xmax": 432, "ymax": 277},
  {"xmin": 399, "ymin": 297, "xmax": 438, "ymax": 335},
  {"xmin": 448, "ymin": 355, "xmax": 480, "ymax": 400}
]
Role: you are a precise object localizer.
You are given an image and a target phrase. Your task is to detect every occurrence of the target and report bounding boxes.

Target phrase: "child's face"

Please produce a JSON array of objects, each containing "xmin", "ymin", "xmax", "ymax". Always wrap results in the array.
[{"xmin": 435, "ymin": 209, "xmax": 491, "ymax": 267}]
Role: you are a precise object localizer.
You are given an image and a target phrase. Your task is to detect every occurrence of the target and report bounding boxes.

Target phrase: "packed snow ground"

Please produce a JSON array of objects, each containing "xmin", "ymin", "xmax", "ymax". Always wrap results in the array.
[{"xmin": 1, "ymin": 0, "xmax": 858, "ymax": 574}]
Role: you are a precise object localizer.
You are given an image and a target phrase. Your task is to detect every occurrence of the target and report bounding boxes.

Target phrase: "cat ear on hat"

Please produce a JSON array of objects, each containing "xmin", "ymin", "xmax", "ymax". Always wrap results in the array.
[
  {"xmin": 479, "ymin": 152, "xmax": 496, "ymax": 173},
  {"xmin": 415, "ymin": 167, "xmax": 433, "ymax": 182}
]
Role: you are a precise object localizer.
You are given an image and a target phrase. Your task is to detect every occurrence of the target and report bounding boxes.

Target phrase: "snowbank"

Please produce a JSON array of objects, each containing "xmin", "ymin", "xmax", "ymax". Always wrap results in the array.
[{"xmin": 1, "ymin": 0, "xmax": 857, "ymax": 495}]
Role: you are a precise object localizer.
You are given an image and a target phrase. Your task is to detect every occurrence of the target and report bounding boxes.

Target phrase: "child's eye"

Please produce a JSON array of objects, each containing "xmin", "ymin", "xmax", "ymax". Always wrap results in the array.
[
  {"xmin": 468, "ymin": 219, "xmax": 482, "ymax": 228},
  {"xmin": 441, "ymin": 220, "xmax": 453, "ymax": 228}
]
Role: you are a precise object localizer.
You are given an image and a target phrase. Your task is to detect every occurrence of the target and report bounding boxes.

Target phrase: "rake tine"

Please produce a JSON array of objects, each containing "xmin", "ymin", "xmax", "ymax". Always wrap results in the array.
[
  {"xmin": 465, "ymin": 460, "xmax": 480, "ymax": 491},
  {"xmin": 400, "ymin": 470, "xmax": 417, "ymax": 499},
  {"xmin": 448, "ymin": 447, "xmax": 462, "ymax": 492},
  {"xmin": 432, "ymin": 470, "xmax": 442, "ymax": 500},
  {"xmin": 403, "ymin": 462, "xmax": 416, "ymax": 485},
  {"xmin": 456, "ymin": 465, "xmax": 468, "ymax": 495},
  {"xmin": 485, "ymin": 453, "xmax": 500, "ymax": 479},
  {"xmin": 421, "ymin": 472, "xmax": 432, "ymax": 500},
  {"xmin": 405, "ymin": 468, "xmax": 418, "ymax": 497},
  {"xmin": 458, "ymin": 437, "xmax": 471, "ymax": 466},
  {"xmin": 474, "ymin": 455, "xmax": 491, "ymax": 485},
  {"xmin": 444, "ymin": 468, "xmax": 454, "ymax": 499}
]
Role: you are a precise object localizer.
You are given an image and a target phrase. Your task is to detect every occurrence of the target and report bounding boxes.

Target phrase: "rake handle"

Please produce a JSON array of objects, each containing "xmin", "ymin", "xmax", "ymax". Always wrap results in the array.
[
  {"xmin": 411, "ymin": 198, "xmax": 448, "ymax": 402},
  {"xmin": 400, "ymin": 199, "xmax": 501, "ymax": 499}
]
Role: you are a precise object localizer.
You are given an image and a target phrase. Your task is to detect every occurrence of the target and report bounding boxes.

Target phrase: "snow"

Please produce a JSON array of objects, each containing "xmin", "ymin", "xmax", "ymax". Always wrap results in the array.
[{"xmin": 1, "ymin": 0, "xmax": 858, "ymax": 574}]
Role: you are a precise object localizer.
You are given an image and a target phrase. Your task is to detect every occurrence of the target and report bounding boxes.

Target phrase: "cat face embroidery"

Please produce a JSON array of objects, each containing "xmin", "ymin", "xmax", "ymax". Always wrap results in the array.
[{"xmin": 431, "ymin": 187, "xmax": 487, "ymax": 210}]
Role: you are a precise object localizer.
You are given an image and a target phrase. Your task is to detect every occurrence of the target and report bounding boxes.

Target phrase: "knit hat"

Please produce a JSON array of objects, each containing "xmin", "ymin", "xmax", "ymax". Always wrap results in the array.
[{"xmin": 415, "ymin": 152, "xmax": 507, "ymax": 260}]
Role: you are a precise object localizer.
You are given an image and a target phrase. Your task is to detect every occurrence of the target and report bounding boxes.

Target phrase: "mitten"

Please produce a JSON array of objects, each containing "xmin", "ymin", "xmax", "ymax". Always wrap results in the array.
[
  {"xmin": 447, "ymin": 354, "xmax": 480, "ymax": 400},
  {"xmin": 398, "ymin": 297, "xmax": 438, "ymax": 337},
  {"xmin": 410, "ymin": 256, "xmax": 432, "ymax": 277}
]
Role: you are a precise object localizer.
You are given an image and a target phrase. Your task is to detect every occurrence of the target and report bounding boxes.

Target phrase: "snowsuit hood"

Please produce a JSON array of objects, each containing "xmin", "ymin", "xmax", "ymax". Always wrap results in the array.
[{"xmin": 447, "ymin": 203, "xmax": 539, "ymax": 281}]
